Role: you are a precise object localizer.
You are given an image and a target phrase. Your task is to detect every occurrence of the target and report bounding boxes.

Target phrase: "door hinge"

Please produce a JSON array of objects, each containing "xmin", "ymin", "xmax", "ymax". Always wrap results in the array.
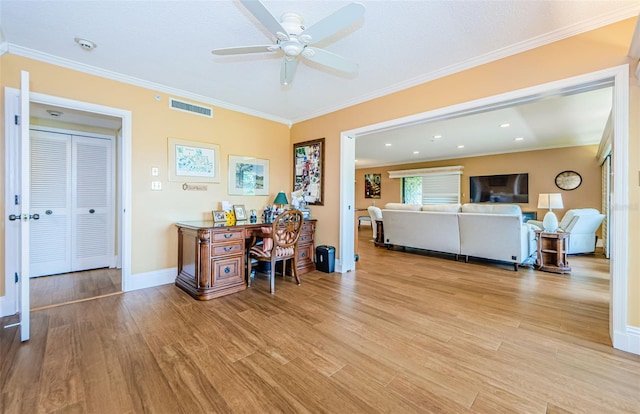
[
  {"xmin": 14, "ymin": 115, "xmax": 19, "ymax": 125},
  {"xmin": 15, "ymin": 272, "xmax": 19, "ymax": 283},
  {"xmin": 14, "ymin": 195, "xmax": 19, "ymax": 205}
]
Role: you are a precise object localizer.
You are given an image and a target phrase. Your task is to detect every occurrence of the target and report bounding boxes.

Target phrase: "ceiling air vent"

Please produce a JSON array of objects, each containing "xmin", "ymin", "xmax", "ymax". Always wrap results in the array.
[{"xmin": 169, "ymin": 98, "xmax": 213, "ymax": 118}]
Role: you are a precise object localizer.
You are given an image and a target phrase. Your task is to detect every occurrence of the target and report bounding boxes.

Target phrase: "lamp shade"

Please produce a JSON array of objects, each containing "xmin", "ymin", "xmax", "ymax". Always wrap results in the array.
[
  {"xmin": 273, "ymin": 191, "xmax": 288, "ymax": 206},
  {"xmin": 537, "ymin": 193, "xmax": 563, "ymax": 210}
]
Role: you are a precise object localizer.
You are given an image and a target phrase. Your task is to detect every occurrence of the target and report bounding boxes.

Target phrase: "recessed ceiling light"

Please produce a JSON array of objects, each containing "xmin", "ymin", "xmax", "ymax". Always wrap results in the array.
[
  {"xmin": 74, "ymin": 37, "xmax": 97, "ymax": 51},
  {"xmin": 413, "ymin": 151, "xmax": 419, "ymax": 154},
  {"xmin": 433, "ymin": 134, "xmax": 442, "ymax": 139},
  {"xmin": 500, "ymin": 123, "xmax": 510, "ymax": 128},
  {"xmin": 457, "ymin": 145, "xmax": 465, "ymax": 149},
  {"xmin": 514, "ymin": 137, "xmax": 524, "ymax": 141},
  {"xmin": 385, "ymin": 143, "xmax": 392, "ymax": 147}
]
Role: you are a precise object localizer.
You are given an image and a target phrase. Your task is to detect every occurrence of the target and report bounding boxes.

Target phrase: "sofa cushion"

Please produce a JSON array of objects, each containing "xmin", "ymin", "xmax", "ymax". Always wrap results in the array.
[
  {"xmin": 384, "ymin": 203, "xmax": 422, "ymax": 211},
  {"xmin": 421, "ymin": 204, "xmax": 461, "ymax": 212},
  {"xmin": 461, "ymin": 203, "xmax": 522, "ymax": 216}
]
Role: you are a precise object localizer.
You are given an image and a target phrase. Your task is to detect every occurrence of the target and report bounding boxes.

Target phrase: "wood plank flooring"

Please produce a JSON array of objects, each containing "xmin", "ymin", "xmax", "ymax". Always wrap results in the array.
[
  {"xmin": 1, "ymin": 227, "xmax": 638, "ymax": 413},
  {"xmin": 30, "ymin": 268, "xmax": 122, "ymax": 310}
]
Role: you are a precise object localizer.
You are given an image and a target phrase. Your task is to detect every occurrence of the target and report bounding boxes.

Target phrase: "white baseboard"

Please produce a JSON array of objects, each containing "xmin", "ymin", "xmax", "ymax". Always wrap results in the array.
[
  {"xmin": 613, "ymin": 326, "xmax": 640, "ymax": 355},
  {"xmin": 0, "ymin": 296, "xmax": 16, "ymax": 317},
  {"xmin": 126, "ymin": 267, "xmax": 177, "ymax": 292}
]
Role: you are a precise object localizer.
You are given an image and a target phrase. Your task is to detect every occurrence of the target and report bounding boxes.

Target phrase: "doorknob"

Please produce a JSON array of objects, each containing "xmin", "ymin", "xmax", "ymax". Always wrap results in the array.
[
  {"xmin": 30, "ymin": 214, "xmax": 40, "ymax": 220},
  {"xmin": 8, "ymin": 214, "xmax": 19, "ymax": 221},
  {"xmin": 89, "ymin": 209, "xmax": 95, "ymax": 214}
]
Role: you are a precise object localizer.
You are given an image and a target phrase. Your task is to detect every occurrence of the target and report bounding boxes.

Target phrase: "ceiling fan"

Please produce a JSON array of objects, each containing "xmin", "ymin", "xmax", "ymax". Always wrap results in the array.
[{"xmin": 212, "ymin": 0, "xmax": 365, "ymax": 86}]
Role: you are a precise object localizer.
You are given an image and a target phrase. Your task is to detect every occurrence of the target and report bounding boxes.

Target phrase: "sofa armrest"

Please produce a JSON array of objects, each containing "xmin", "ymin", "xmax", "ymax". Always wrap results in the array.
[{"xmin": 527, "ymin": 219, "xmax": 543, "ymax": 230}]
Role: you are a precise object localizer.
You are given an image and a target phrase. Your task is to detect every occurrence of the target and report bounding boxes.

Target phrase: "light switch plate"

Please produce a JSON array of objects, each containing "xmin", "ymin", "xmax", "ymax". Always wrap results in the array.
[{"xmin": 151, "ymin": 167, "xmax": 159, "ymax": 176}]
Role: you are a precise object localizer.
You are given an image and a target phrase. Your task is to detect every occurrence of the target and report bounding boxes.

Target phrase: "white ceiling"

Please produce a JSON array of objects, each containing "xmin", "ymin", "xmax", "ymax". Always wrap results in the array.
[{"xmin": 1, "ymin": 0, "xmax": 636, "ymax": 165}]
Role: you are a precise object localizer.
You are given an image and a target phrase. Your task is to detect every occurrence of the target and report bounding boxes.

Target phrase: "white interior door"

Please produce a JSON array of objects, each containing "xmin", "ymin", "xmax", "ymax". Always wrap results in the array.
[
  {"xmin": 19, "ymin": 70, "xmax": 31, "ymax": 342},
  {"xmin": 72, "ymin": 135, "xmax": 112, "ymax": 270},
  {"xmin": 29, "ymin": 130, "xmax": 72, "ymax": 277}
]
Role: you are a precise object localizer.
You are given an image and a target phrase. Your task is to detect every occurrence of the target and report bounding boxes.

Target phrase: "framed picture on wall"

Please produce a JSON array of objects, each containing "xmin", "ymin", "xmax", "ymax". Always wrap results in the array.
[
  {"xmin": 168, "ymin": 138, "xmax": 220, "ymax": 183},
  {"xmin": 293, "ymin": 138, "xmax": 324, "ymax": 206},
  {"xmin": 364, "ymin": 173, "xmax": 381, "ymax": 198},
  {"xmin": 228, "ymin": 155, "xmax": 269, "ymax": 195}
]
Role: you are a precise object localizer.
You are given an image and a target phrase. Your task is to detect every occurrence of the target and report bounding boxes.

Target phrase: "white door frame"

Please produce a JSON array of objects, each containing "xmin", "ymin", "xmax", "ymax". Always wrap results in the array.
[
  {"xmin": 2, "ymin": 89, "xmax": 132, "ymax": 316},
  {"xmin": 340, "ymin": 65, "xmax": 632, "ymax": 354}
]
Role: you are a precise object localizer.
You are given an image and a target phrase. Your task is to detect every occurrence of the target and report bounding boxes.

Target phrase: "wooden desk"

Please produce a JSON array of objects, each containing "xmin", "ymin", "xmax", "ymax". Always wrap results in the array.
[
  {"xmin": 535, "ymin": 230, "xmax": 570, "ymax": 274},
  {"xmin": 175, "ymin": 219, "xmax": 316, "ymax": 300}
]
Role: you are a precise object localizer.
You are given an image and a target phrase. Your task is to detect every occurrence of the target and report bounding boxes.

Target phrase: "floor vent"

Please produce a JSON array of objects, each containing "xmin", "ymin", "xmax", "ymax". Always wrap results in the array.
[{"xmin": 169, "ymin": 98, "xmax": 213, "ymax": 118}]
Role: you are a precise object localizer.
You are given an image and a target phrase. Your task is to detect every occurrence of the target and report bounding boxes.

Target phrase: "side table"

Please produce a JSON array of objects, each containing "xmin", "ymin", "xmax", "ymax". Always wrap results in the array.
[{"xmin": 535, "ymin": 230, "xmax": 571, "ymax": 274}]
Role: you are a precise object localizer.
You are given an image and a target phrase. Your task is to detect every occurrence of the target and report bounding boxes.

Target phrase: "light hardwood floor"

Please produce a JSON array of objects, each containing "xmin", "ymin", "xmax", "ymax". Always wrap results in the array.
[
  {"xmin": 30, "ymin": 268, "xmax": 122, "ymax": 310},
  {"xmin": 1, "ymin": 227, "xmax": 638, "ymax": 413}
]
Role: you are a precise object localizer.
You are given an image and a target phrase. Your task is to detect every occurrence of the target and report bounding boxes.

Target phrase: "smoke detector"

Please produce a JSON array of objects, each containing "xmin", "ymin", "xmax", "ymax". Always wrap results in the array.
[{"xmin": 74, "ymin": 37, "xmax": 96, "ymax": 51}]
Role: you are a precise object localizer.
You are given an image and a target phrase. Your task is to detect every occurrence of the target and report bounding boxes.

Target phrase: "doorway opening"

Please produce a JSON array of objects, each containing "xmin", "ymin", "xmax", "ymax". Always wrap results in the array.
[
  {"xmin": 3, "ymin": 88, "xmax": 132, "ymax": 317},
  {"xmin": 339, "ymin": 65, "xmax": 630, "ymax": 352}
]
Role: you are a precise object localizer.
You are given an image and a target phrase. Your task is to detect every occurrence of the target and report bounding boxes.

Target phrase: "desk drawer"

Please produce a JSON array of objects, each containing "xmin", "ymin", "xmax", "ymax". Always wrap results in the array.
[
  {"xmin": 211, "ymin": 242, "xmax": 243, "ymax": 257},
  {"xmin": 211, "ymin": 256, "xmax": 244, "ymax": 288},
  {"xmin": 211, "ymin": 229, "xmax": 244, "ymax": 242}
]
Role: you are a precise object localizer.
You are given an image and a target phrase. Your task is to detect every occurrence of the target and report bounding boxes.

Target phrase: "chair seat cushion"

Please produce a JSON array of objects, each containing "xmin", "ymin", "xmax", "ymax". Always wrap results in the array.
[{"xmin": 250, "ymin": 245, "xmax": 295, "ymax": 258}]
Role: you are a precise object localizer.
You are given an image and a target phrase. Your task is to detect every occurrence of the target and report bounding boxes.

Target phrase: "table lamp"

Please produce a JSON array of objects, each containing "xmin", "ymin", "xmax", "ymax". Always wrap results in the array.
[
  {"xmin": 537, "ymin": 193, "xmax": 563, "ymax": 232},
  {"xmin": 273, "ymin": 191, "xmax": 289, "ymax": 212}
]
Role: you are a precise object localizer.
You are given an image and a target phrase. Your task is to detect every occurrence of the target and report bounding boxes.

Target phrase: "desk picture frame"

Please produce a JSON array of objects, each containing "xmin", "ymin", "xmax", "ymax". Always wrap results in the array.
[
  {"xmin": 213, "ymin": 210, "xmax": 226, "ymax": 223},
  {"xmin": 293, "ymin": 138, "xmax": 324, "ymax": 206},
  {"xmin": 233, "ymin": 205, "xmax": 247, "ymax": 221}
]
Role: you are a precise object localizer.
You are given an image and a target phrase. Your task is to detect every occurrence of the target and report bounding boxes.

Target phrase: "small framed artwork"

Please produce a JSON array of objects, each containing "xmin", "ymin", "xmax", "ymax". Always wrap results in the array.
[
  {"xmin": 293, "ymin": 138, "xmax": 324, "ymax": 205},
  {"xmin": 212, "ymin": 210, "xmax": 226, "ymax": 223},
  {"xmin": 228, "ymin": 155, "xmax": 270, "ymax": 195},
  {"xmin": 364, "ymin": 173, "xmax": 381, "ymax": 198},
  {"xmin": 168, "ymin": 138, "xmax": 220, "ymax": 183},
  {"xmin": 233, "ymin": 205, "xmax": 247, "ymax": 221}
]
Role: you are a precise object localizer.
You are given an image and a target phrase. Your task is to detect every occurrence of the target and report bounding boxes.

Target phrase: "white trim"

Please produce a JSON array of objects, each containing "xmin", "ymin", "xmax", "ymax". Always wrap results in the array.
[
  {"xmin": 335, "ymin": 258, "xmax": 344, "ymax": 274},
  {"xmin": 128, "ymin": 267, "xmax": 177, "ymax": 291},
  {"xmin": 7, "ymin": 45, "xmax": 290, "ymax": 126},
  {"xmin": 388, "ymin": 165, "xmax": 464, "ymax": 179},
  {"xmin": 0, "ymin": 296, "xmax": 16, "ymax": 318},
  {"xmin": 340, "ymin": 65, "xmax": 633, "ymax": 354},
  {"xmin": 339, "ymin": 134, "xmax": 356, "ymax": 273},
  {"xmin": 614, "ymin": 326, "xmax": 640, "ymax": 355}
]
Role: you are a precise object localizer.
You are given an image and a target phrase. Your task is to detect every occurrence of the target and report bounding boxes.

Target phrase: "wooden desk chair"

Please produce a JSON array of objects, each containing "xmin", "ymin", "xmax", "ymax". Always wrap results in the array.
[{"xmin": 249, "ymin": 210, "xmax": 304, "ymax": 294}]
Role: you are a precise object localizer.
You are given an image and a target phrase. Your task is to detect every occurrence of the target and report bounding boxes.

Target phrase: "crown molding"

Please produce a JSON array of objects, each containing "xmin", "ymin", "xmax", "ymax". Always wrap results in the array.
[
  {"xmin": 292, "ymin": 7, "xmax": 640, "ymax": 124},
  {"xmin": 7, "ymin": 44, "xmax": 292, "ymax": 126}
]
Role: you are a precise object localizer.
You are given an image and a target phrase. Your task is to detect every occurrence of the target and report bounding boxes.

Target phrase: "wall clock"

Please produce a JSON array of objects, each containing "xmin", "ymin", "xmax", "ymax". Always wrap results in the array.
[{"xmin": 555, "ymin": 170, "xmax": 582, "ymax": 190}]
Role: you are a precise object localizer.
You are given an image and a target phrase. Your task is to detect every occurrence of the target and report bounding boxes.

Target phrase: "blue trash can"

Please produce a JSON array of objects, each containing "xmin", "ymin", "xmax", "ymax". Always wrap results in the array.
[{"xmin": 315, "ymin": 245, "xmax": 335, "ymax": 273}]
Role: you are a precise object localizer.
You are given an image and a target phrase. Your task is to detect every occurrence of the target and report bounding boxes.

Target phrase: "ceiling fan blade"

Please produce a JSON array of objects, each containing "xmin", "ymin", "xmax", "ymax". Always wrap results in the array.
[
  {"xmin": 300, "ymin": 3, "xmax": 365, "ymax": 44},
  {"xmin": 280, "ymin": 58, "xmax": 299, "ymax": 86},
  {"xmin": 212, "ymin": 45, "xmax": 278, "ymax": 55},
  {"xmin": 239, "ymin": 0, "xmax": 289, "ymax": 40},
  {"xmin": 303, "ymin": 48, "xmax": 358, "ymax": 74}
]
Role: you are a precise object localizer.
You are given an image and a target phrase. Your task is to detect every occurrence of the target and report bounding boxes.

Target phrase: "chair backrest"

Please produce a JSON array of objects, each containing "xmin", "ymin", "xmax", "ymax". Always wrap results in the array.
[
  {"xmin": 271, "ymin": 209, "xmax": 304, "ymax": 248},
  {"xmin": 559, "ymin": 208, "xmax": 604, "ymax": 233},
  {"xmin": 368, "ymin": 206, "xmax": 383, "ymax": 221}
]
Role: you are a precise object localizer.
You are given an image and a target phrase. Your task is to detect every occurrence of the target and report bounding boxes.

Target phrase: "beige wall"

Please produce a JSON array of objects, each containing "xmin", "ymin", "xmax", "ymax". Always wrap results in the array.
[
  {"xmin": 0, "ymin": 18, "xmax": 638, "ymax": 326},
  {"xmin": 356, "ymin": 145, "xmax": 602, "ymax": 223},
  {"xmin": 292, "ymin": 18, "xmax": 639, "ymax": 326},
  {"xmin": 0, "ymin": 53, "xmax": 291, "ymax": 297}
]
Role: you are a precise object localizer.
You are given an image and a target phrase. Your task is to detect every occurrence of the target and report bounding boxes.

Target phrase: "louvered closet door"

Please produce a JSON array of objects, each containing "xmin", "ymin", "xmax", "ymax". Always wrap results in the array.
[
  {"xmin": 71, "ymin": 135, "xmax": 112, "ymax": 271},
  {"xmin": 29, "ymin": 130, "xmax": 72, "ymax": 277}
]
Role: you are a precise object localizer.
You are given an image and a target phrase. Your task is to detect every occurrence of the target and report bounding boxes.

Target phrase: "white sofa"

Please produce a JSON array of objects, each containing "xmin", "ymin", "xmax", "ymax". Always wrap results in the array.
[
  {"xmin": 528, "ymin": 208, "xmax": 605, "ymax": 254},
  {"xmin": 382, "ymin": 203, "xmax": 537, "ymax": 270}
]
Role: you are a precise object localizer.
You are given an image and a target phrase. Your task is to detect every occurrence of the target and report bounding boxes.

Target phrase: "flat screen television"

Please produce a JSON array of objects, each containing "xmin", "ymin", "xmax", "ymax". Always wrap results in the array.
[{"xmin": 469, "ymin": 173, "xmax": 528, "ymax": 203}]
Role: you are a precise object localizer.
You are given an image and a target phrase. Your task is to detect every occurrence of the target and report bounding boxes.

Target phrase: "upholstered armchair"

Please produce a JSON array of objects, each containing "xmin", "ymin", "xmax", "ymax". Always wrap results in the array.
[
  {"xmin": 367, "ymin": 206, "xmax": 383, "ymax": 240},
  {"xmin": 529, "ymin": 208, "xmax": 605, "ymax": 254}
]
